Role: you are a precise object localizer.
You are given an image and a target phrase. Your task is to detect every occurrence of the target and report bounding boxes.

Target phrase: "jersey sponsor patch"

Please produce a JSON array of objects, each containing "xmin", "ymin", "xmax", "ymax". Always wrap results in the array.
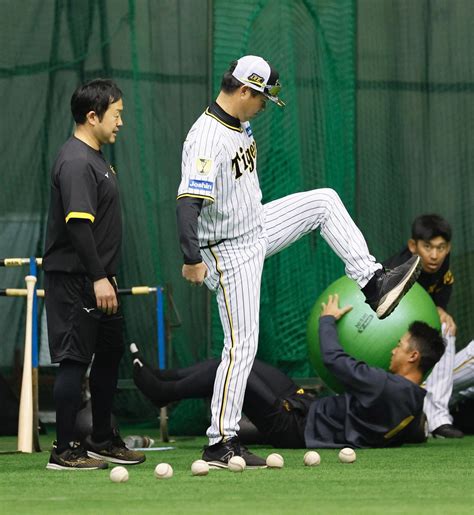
[
  {"xmin": 196, "ymin": 157, "xmax": 213, "ymax": 176},
  {"xmin": 189, "ymin": 179, "xmax": 214, "ymax": 192}
]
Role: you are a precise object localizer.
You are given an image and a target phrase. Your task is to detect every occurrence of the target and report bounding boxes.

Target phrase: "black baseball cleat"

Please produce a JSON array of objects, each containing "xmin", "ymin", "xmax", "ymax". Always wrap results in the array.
[
  {"xmin": 46, "ymin": 441, "xmax": 108, "ymax": 470},
  {"xmin": 85, "ymin": 430, "xmax": 146, "ymax": 465},
  {"xmin": 202, "ymin": 436, "xmax": 267, "ymax": 469},
  {"xmin": 362, "ymin": 255, "xmax": 422, "ymax": 319},
  {"xmin": 432, "ymin": 424, "xmax": 464, "ymax": 439}
]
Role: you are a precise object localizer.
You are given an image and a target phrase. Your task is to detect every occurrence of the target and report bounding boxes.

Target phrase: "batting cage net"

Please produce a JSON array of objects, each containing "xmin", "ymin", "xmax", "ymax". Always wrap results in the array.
[{"xmin": 0, "ymin": 0, "xmax": 472, "ymax": 434}]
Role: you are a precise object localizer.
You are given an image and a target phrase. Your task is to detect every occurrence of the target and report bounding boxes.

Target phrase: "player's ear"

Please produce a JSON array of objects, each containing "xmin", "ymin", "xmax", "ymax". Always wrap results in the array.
[
  {"xmin": 407, "ymin": 239, "xmax": 417, "ymax": 255},
  {"xmin": 408, "ymin": 349, "xmax": 420, "ymax": 364},
  {"xmin": 240, "ymin": 85, "xmax": 252, "ymax": 99},
  {"xmin": 85, "ymin": 110, "xmax": 99, "ymax": 126}
]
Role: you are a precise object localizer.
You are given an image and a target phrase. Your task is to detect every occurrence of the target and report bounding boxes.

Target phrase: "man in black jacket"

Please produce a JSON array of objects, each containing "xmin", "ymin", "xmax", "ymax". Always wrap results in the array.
[{"xmin": 132, "ymin": 294, "xmax": 444, "ymax": 454}]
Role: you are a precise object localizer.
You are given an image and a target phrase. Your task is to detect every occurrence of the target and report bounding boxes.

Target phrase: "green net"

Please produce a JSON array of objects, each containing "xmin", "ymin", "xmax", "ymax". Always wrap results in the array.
[
  {"xmin": 356, "ymin": 0, "xmax": 474, "ymax": 347},
  {"xmin": 0, "ymin": 0, "xmax": 472, "ymax": 434}
]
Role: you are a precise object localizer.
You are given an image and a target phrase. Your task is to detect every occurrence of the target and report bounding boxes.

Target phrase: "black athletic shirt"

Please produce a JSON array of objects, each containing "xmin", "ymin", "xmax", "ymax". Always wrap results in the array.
[
  {"xmin": 43, "ymin": 137, "xmax": 122, "ymax": 277},
  {"xmin": 304, "ymin": 316, "xmax": 426, "ymax": 449},
  {"xmin": 383, "ymin": 247, "xmax": 454, "ymax": 310}
]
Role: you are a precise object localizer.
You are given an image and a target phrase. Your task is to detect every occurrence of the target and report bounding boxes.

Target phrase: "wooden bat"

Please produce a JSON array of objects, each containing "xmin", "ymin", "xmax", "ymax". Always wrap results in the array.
[
  {"xmin": 17, "ymin": 275, "xmax": 37, "ymax": 453},
  {"xmin": 0, "ymin": 258, "xmax": 42, "ymax": 267}
]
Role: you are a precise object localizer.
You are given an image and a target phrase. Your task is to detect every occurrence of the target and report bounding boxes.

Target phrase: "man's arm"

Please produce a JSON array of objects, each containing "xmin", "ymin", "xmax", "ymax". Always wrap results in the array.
[
  {"xmin": 176, "ymin": 197, "xmax": 208, "ymax": 285},
  {"xmin": 319, "ymin": 294, "xmax": 387, "ymax": 399}
]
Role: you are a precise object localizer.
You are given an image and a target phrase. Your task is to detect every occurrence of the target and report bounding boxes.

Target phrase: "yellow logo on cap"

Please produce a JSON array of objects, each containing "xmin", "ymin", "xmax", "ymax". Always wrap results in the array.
[
  {"xmin": 196, "ymin": 158, "xmax": 213, "ymax": 176},
  {"xmin": 247, "ymin": 73, "xmax": 265, "ymax": 86}
]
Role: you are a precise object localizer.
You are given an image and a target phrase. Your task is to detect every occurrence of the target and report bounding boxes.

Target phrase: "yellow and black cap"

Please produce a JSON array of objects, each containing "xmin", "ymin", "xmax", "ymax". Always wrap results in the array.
[{"xmin": 231, "ymin": 55, "xmax": 285, "ymax": 107}]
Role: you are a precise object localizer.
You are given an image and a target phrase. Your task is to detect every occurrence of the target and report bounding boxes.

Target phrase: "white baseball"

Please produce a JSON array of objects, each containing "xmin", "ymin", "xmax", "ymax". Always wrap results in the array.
[
  {"xmin": 338, "ymin": 448, "xmax": 356, "ymax": 463},
  {"xmin": 228, "ymin": 456, "xmax": 246, "ymax": 472},
  {"xmin": 266, "ymin": 453, "xmax": 284, "ymax": 468},
  {"xmin": 303, "ymin": 451, "xmax": 321, "ymax": 467},
  {"xmin": 109, "ymin": 466, "xmax": 129, "ymax": 483},
  {"xmin": 154, "ymin": 462, "xmax": 174, "ymax": 479},
  {"xmin": 191, "ymin": 459, "xmax": 209, "ymax": 476}
]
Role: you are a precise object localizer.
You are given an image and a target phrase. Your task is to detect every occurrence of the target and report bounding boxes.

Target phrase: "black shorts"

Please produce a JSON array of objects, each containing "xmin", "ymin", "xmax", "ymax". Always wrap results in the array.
[{"xmin": 44, "ymin": 272, "xmax": 124, "ymax": 363}]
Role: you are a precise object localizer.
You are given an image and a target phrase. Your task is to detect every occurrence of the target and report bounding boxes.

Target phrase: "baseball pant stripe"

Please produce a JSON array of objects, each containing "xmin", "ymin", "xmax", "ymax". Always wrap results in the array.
[{"xmin": 209, "ymin": 246, "xmax": 237, "ymax": 439}]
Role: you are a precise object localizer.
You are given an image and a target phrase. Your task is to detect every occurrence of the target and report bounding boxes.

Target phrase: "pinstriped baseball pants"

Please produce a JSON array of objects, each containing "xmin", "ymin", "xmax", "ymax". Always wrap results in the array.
[
  {"xmin": 202, "ymin": 189, "xmax": 382, "ymax": 444},
  {"xmin": 424, "ymin": 335, "xmax": 474, "ymax": 431}
]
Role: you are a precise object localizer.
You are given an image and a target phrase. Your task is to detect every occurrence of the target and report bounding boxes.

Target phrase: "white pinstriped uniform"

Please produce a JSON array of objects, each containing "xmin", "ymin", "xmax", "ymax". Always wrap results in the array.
[
  {"xmin": 178, "ymin": 107, "xmax": 381, "ymax": 445},
  {"xmin": 424, "ymin": 330, "xmax": 474, "ymax": 430}
]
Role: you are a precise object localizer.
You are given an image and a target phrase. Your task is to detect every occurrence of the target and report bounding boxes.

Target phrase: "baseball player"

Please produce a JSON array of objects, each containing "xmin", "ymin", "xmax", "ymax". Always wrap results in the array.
[
  {"xmin": 176, "ymin": 55, "xmax": 421, "ymax": 467},
  {"xmin": 43, "ymin": 79, "xmax": 145, "ymax": 470},
  {"xmin": 131, "ymin": 294, "xmax": 445, "ymax": 450},
  {"xmin": 384, "ymin": 214, "xmax": 463, "ymax": 438}
]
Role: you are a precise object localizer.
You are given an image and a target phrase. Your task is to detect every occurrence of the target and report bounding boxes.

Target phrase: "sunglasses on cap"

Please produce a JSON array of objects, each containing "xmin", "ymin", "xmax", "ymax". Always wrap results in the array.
[{"xmin": 263, "ymin": 80, "xmax": 285, "ymax": 107}]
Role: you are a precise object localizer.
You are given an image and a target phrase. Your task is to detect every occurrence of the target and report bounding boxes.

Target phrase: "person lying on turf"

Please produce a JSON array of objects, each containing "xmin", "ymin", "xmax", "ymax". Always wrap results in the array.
[{"xmin": 132, "ymin": 294, "xmax": 444, "ymax": 453}]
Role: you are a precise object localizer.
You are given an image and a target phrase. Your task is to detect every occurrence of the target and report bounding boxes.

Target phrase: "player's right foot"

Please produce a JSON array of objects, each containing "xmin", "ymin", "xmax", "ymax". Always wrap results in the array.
[
  {"xmin": 363, "ymin": 255, "xmax": 422, "ymax": 319},
  {"xmin": 85, "ymin": 430, "xmax": 146, "ymax": 465},
  {"xmin": 46, "ymin": 441, "xmax": 108, "ymax": 470},
  {"xmin": 202, "ymin": 436, "xmax": 267, "ymax": 469}
]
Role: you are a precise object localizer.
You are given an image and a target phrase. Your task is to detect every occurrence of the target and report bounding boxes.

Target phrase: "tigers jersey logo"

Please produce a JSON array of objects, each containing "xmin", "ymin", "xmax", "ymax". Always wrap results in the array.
[
  {"xmin": 196, "ymin": 158, "xmax": 212, "ymax": 176},
  {"xmin": 443, "ymin": 270, "xmax": 454, "ymax": 285},
  {"xmin": 231, "ymin": 141, "xmax": 257, "ymax": 179}
]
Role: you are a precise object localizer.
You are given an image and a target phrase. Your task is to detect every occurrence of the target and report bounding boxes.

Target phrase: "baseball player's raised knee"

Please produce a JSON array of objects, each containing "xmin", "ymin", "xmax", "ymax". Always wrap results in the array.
[{"xmin": 307, "ymin": 188, "xmax": 341, "ymax": 215}]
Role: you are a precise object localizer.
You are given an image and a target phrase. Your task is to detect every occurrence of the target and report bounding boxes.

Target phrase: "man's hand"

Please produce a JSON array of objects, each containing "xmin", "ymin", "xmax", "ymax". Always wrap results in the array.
[
  {"xmin": 94, "ymin": 277, "xmax": 118, "ymax": 315},
  {"xmin": 182, "ymin": 262, "xmax": 208, "ymax": 286},
  {"xmin": 437, "ymin": 306, "xmax": 456, "ymax": 336},
  {"xmin": 320, "ymin": 294, "xmax": 352, "ymax": 320}
]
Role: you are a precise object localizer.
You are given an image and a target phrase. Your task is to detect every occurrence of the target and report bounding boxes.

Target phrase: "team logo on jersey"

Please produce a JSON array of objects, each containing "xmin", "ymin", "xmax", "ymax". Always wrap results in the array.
[
  {"xmin": 245, "ymin": 125, "xmax": 253, "ymax": 137},
  {"xmin": 247, "ymin": 73, "xmax": 264, "ymax": 86},
  {"xmin": 196, "ymin": 157, "xmax": 212, "ymax": 176},
  {"xmin": 443, "ymin": 270, "xmax": 454, "ymax": 285},
  {"xmin": 189, "ymin": 179, "xmax": 214, "ymax": 192},
  {"xmin": 231, "ymin": 141, "xmax": 257, "ymax": 179}
]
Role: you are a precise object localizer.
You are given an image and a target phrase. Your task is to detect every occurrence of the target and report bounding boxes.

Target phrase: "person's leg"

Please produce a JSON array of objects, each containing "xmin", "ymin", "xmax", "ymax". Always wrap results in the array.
[
  {"xmin": 264, "ymin": 189, "xmax": 381, "ymax": 286},
  {"xmin": 89, "ymin": 349, "xmax": 123, "ymax": 442},
  {"xmin": 450, "ymin": 340, "xmax": 474, "ymax": 405},
  {"xmin": 263, "ymin": 189, "xmax": 421, "ymax": 318},
  {"xmin": 89, "ymin": 310, "xmax": 124, "ymax": 442},
  {"xmin": 202, "ymin": 238, "xmax": 266, "ymax": 447},
  {"xmin": 251, "ymin": 358, "xmax": 300, "ymax": 398},
  {"xmin": 424, "ymin": 330, "xmax": 456, "ymax": 434},
  {"xmin": 53, "ymin": 359, "xmax": 89, "ymax": 452},
  {"xmin": 242, "ymin": 371, "xmax": 307, "ymax": 449},
  {"xmin": 86, "ymin": 307, "xmax": 145, "ymax": 465},
  {"xmin": 133, "ymin": 358, "xmax": 219, "ymax": 406}
]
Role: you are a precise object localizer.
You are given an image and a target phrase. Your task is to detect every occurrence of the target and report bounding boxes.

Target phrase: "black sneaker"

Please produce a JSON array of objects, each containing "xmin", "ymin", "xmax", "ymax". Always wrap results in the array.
[
  {"xmin": 363, "ymin": 255, "xmax": 422, "ymax": 319},
  {"xmin": 46, "ymin": 441, "xmax": 108, "ymax": 470},
  {"xmin": 202, "ymin": 436, "xmax": 267, "ymax": 469},
  {"xmin": 432, "ymin": 424, "xmax": 464, "ymax": 439},
  {"xmin": 85, "ymin": 430, "xmax": 146, "ymax": 465}
]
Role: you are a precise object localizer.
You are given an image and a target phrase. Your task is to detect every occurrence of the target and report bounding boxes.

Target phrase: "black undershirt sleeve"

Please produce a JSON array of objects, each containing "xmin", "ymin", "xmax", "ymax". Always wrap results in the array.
[
  {"xmin": 66, "ymin": 219, "xmax": 107, "ymax": 281},
  {"xmin": 176, "ymin": 197, "xmax": 204, "ymax": 265}
]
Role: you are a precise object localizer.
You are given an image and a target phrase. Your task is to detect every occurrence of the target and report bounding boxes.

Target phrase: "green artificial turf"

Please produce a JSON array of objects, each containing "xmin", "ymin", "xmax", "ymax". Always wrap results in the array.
[{"xmin": 0, "ymin": 432, "xmax": 472, "ymax": 514}]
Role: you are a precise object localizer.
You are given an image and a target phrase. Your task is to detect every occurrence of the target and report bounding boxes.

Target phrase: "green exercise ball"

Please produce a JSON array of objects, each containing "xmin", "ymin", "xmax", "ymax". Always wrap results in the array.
[{"xmin": 307, "ymin": 276, "xmax": 441, "ymax": 393}]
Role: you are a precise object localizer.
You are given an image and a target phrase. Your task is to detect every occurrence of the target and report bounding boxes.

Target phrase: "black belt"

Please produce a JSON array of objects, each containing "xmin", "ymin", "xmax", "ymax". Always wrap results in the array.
[{"xmin": 200, "ymin": 239, "xmax": 227, "ymax": 250}]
